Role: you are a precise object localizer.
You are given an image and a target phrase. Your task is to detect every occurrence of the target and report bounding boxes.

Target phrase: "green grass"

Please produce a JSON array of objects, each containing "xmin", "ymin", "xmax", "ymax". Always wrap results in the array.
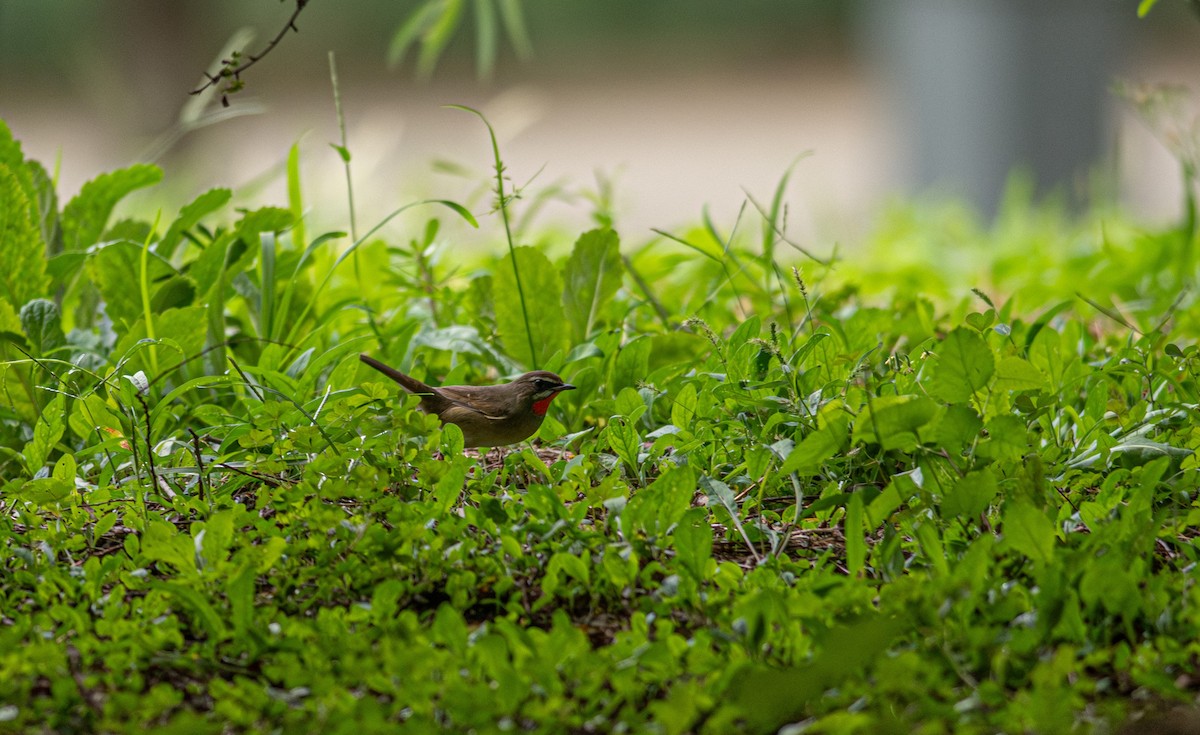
[{"xmin": 2, "ymin": 113, "xmax": 1200, "ymax": 734}]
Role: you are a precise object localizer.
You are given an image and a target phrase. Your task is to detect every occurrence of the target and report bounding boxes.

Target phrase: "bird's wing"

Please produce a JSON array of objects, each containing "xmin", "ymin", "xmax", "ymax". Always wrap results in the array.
[
  {"xmin": 439, "ymin": 401, "xmax": 505, "ymax": 422},
  {"xmin": 434, "ymin": 386, "xmax": 507, "ymax": 420}
]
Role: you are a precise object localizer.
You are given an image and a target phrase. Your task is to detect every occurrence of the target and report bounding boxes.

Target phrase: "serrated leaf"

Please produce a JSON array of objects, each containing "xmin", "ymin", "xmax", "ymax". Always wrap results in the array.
[
  {"xmin": 0, "ymin": 299, "xmax": 21, "ymax": 335},
  {"xmin": 493, "ymin": 246, "xmax": 566, "ymax": 368},
  {"xmin": 562, "ymin": 228, "xmax": 623, "ymax": 343},
  {"xmin": 19, "ymin": 298, "xmax": 65, "ymax": 356},
  {"xmin": 61, "ymin": 164, "xmax": 161, "ymax": 250},
  {"xmin": 236, "ymin": 206, "xmax": 293, "ymax": 237},
  {"xmin": 0, "ymin": 164, "xmax": 50, "ymax": 311},
  {"xmin": 928, "ymin": 326, "xmax": 994, "ymax": 403},
  {"xmin": 0, "ymin": 122, "xmax": 42, "ymax": 232}
]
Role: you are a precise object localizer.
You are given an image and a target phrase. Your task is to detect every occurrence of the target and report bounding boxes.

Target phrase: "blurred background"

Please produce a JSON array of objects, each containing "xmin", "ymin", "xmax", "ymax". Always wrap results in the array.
[{"xmin": 1, "ymin": 0, "xmax": 1198, "ymax": 246}]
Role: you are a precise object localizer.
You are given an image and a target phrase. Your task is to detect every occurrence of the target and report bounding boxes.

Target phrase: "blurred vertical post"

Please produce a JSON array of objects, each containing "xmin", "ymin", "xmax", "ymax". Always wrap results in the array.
[{"xmin": 862, "ymin": 0, "xmax": 1131, "ymax": 216}]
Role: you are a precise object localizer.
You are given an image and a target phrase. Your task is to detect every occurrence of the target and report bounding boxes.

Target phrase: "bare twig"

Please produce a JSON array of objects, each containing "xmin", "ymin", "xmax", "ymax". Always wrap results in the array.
[{"xmin": 191, "ymin": 0, "xmax": 311, "ymax": 106}]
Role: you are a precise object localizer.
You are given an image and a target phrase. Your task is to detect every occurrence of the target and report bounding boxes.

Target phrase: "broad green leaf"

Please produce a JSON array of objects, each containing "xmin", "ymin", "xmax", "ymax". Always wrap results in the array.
[
  {"xmin": 542, "ymin": 551, "xmax": 591, "ymax": 600},
  {"xmin": 19, "ymin": 298, "xmax": 65, "ymax": 357},
  {"xmin": 928, "ymin": 326, "xmax": 994, "ymax": 403},
  {"xmin": 913, "ymin": 521, "xmax": 948, "ymax": 576},
  {"xmin": 61, "ymin": 164, "xmax": 161, "ymax": 250},
  {"xmin": 852, "ymin": 394, "xmax": 937, "ymax": 451},
  {"xmin": 200, "ymin": 510, "xmax": 236, "ymax": 569},
  {"xmin": 1001, "ymin": 500, "xmax": 1056, "ymax": 566},
  {"xmin": 1080, "ymin": 554, "xmax": 1141, "ymax": 616},
  {"xmin": 51, "ymin": 453, "xmax": 76, "ymax": 485},
  {"xmin": 158, "ymin": 187, "xmax": 232, "ymax": 260},
  {"xmin": 150, "ymin": 275, "xmax": 198, "ymax": 313},
  {"xmin": 433, "ymin": 459, "xmax": 467, "ymax": 513},
  {"xmin": 603, "ymin": 417, "xmax": 641, "ymax": 475},
  {"xmin": 149, "ymin": 581, "xmax": 227, "ymax": 640},
  {"xmin": 994, "ymin": 355, "xmax": 1046, "ymax": 392},
  {"xmin": 622, "ymin": 464, "xmax": 695, "ymax": 539},
  {"xmin": 87, "ymin": 240, "xmax": 173, "ymax": 332},
  {"xmin": 614, "ymin": 386, "xmax": 647, "ymax": 421},
  {"xmin": 562, "ymin": 228, "xmax": 623, "ymax": 343},
  {"xmin": 226, "ymin": 559, "xmax": 257, "ymax": 639},
  {"xmin": 867, "ymin": 471, "xmax": 919, "ymax": 527},
  {"xmin": 0, "ymin": 164, "xmax": 50, "ymax": 311},
  {"xmin": 977, "ymin": 414, "xmax": 1030, "ymax": 462},
  {"xmin": 1110, "ymin": 435, "xmax": 1193, "ymax": 468},
  {"xmin": 142, "ymin": 520, "xmax": 198, "ymax": 575},
  {"xmin": 781, "ymin": 408, "xmax": 849, "ymax": 475},
  {"xmin": 113, "ymin": 306, "xmax": 207, "ymax": 378},
  {"xmin": 493, "ymin": 246, "xmax": 567, "ymax": 369},
  {"xmin": 730, "ymin": 614, "xmax": 903, "ymax": 730},
  {"xmin": 612, "ymin": 335, "xmax": 651, "ymax": 393},
  {"xmin": 235, "ymin": 206, "xmax": 293, "ymax": 245},
  {"xmin": 26, "ymin": 159, "xmax": 60, "ymax": 254},
  {"xmin": 69, "ymin": 393, "xmax": 125, "ymax": 443},
  {"xmin": 672, "ymin": 508, "xmax": 713, "ymax": 581},
  {"xmin": 253, "ymin": 535, "xmax": 287, "ymax": 573},
  {"xmin": 671, "ymin": 381, "xmax": 698, "ymax": 428},
  {"xmin": 17, "ymin": 477, "xmax": 73, "ymax": 505},
  {"xmin": 941, "ymin": 468, "xmax": 998, "ymax": 519},
  {"xmin": 23, "ymin": 392, "xmax": 65, "ymax": 473},
  {"xmin": 930, "ymin": 403, "xmax": 983, "ymax": 453}
]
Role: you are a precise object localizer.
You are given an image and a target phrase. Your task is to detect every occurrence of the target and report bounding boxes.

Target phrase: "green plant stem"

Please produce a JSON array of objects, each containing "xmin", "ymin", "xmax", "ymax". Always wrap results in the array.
[
  {"xmin": 139, "ymin": 212, "xmax": 163, "ymax": 377},
  {"xmin": 448, "ymin": 105, "xmax": 538, "ymax": 369},
  {"xmin": 331, "ymin": 51, "xmax": 357, "ymax": 287}
]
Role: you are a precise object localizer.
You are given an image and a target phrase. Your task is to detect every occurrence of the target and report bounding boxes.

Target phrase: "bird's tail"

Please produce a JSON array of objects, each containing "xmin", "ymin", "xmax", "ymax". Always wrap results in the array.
[{"xmin": 359, "ymin": 354, "xmax": 436, "ymax": 397}]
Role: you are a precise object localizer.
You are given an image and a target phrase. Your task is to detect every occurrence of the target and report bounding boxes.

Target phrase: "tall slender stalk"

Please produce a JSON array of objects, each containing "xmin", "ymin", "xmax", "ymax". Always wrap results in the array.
[
  {"xmin": 331, "ymin": 50, "xmax": 357, "ymax": 288},
  {"xmin": 448, "ymin": 105, "xmax": 538, "ymax": 369}
]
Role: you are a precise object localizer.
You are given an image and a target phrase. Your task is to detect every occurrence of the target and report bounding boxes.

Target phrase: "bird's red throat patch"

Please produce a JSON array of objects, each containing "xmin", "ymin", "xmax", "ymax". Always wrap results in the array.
[{"xmin": 532, "ymin": 395, "xmax": 558, "ymax": 416}]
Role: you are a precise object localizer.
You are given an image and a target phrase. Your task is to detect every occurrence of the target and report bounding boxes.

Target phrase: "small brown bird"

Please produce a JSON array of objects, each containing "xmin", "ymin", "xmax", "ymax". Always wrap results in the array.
[{"xmin": 359, "ymin": 353, "xmax": 576, "ymax": 448}]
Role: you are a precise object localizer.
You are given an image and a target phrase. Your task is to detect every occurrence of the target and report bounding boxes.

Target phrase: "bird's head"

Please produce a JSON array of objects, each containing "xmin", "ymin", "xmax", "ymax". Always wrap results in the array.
[{"xmin": 514, "ymin": 371, "xmax": 576, "ymax": 415}]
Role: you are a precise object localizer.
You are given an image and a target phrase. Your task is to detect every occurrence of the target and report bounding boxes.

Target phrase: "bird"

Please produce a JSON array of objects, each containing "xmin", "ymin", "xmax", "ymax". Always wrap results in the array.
[{"xmin": 359, "ymin": 353, "xmax": 576, "ymax": 448}]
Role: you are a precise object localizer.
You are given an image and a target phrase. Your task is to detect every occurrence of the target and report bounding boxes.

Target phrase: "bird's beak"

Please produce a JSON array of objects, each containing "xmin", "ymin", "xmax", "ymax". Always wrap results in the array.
[{"xmin": 557, "ymin": 383, "xmax": 577, "ymax": 392}]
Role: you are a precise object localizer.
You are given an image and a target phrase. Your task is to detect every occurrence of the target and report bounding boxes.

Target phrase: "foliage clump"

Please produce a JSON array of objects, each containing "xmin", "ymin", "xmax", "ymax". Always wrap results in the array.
[{"xmin": 2, "ymin": 116, "xmax": 1200, "ymax": 733}]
